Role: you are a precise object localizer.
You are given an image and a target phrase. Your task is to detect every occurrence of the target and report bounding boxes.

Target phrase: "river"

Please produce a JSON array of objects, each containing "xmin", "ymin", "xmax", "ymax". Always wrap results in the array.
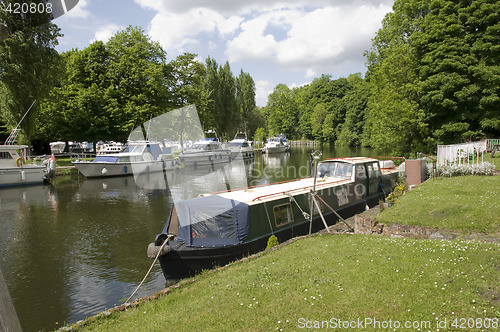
[{"xmin": 0, "ymin": 145, "xmax": 375, "ymax": 331}]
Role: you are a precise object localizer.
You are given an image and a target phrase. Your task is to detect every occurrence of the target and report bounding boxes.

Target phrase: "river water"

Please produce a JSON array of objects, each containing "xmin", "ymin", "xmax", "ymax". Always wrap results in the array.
[{"xmin": 0, "ymin": 145, "xmax": 375, "ymax": 331}]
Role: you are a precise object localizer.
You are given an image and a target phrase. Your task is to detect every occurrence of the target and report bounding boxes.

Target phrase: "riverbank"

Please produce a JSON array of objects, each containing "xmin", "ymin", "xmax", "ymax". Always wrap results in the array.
[{"xmin": 59, "ymin": 174, "xmax": 499, "ymax": 332}]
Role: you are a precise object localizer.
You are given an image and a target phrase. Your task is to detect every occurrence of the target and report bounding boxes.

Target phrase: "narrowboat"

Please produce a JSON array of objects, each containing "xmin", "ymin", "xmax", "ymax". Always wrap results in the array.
[{"xmin": 148, "ymin": 157, "xmax": 399, "ymax": 279}]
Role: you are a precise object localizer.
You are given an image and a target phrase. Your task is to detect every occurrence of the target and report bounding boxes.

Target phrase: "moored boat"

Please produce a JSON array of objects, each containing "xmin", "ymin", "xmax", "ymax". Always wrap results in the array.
[
  {"xmin": 178, "ymin": 130, "xmax": 231, "ymax": 167},
  {"xmin": 72, "ymin": 141, "xmax": 178, "ymax": 178},
  {"xmin": 148, "ymin": 157, "xmax": 399, "ymax": 279},
  {"xmin": 228, "ymin": 132, "xmax": 254, "ymax": 159},
  {"xmin": 0, "ymin": 145, "xmax": 55, "ymax": 188},
  {"xmin": 264, "ymin": 137, "xmax": 288, "ymax": 154}
]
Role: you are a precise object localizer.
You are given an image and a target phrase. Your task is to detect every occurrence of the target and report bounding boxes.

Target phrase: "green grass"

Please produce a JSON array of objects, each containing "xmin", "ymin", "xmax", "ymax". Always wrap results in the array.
[
  {"xmin": 69, "ymin": 235, "xmax": 499, "ymax": 331},
  {"xmin": 484, "ymin": 152, "xmax": 500, "ymax": 170},
  {"xmin": 377, "ymin": 176, "xmax": 500, "ymax": 234}
]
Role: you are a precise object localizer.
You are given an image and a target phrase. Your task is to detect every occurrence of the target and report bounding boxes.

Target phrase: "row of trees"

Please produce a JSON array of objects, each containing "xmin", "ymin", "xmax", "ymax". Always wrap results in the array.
[
  {"xmin": 37, "ymin": 26, "xmax": 257, "ymax": 144},
  {"xmin": 2, "ymin": 0, "xmax": 499, "ymax": 157},
  {"xmin": 260, "ymin": 0, "xmax": 500, "ymax": 156},
  {"xmin": 0, "ymin": 4, "xmax": 256, "ymax": 146}
]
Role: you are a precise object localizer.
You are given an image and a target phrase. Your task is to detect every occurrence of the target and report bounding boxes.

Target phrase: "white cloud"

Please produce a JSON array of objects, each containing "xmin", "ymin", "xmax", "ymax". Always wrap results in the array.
[
  {"xmin": 226, "ymin": 4, "xmax": 391, "ymax": 76},
  {"xmin": 91, "ymin": 23, "xmax": 124, "ymax": 43},
  {"xmin": 63, "ymin": 0, "xmax": 91, "ymax": 19},
  {"xmin": 255, "ymin": 80, "xmax": 276, "ymax": 106},
  {"xmin": 147, "ymin": 8, "xmax": 243, "ymax": 53}
]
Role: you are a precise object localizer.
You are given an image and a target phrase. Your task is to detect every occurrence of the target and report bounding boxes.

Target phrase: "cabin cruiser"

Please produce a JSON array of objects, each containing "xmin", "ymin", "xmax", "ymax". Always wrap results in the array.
[
  {"xmin": 278, "ymin": 134, "xmax": 290, "ymax": 151},
  {"xmin": 178, "ymin": 136, "xmax": 231, "ymax": 168},
  {"xmin": 228, "ymin": 133, "xmax": 254, "ymax": 159},
  {"xmin": 49, "ymin": 141, "xmax": 66, "ymax": 154},
  {"xmin": 264, "ymin": 137, "xmax": 288, "ymax": 154},
  {"xmin": 72, "ymin": 141, "xmax": 178, "ymax": 178},
  {"xmin": 148, "ymin": 157, "xmax": 399, "ymax": 279},
  {"xmin": 0, "ymin": 145, "xmax": 55, "ymax": 187}
]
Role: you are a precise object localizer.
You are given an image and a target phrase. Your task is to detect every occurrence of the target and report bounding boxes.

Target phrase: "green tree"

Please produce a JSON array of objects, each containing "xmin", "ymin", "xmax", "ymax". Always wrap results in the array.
[
  {"xmin": 310, "ymin": 103, "xmax": 327, "ymax": 140},
  {"xmin": 0, "ymin": 0, "xmax": 62, "ymax": 143},
  {"xmin": 236, "ymin": 69, "xmax": 256, "ymax": 132},
  {"xmin": 106, "ymin": 26, "xmax": 170, "ymax": 138},
  {"xmin": 336, "ymin": 74, "xmax": 370, "ymax": 147},
  {"xmin": 413, "ymin": 0, "xmax": 500, "ymax": 142},
  {"xmin": 167, "ymin": 53, "xmax": 209, "ymax": 110},
  {"xmin": 204, "ymin": 57, "xmax": 238, "ymax": 140},
  {"xmin": 365, "ymin": 0, "xmax": 500, "ymax": 155},
  {"xmin": 265, "ymin": 84, "xmax": 298, "ymax": 138},
  {"xmin": 39, "ymin": 26, "xmax": 171, "ymax": 145}
]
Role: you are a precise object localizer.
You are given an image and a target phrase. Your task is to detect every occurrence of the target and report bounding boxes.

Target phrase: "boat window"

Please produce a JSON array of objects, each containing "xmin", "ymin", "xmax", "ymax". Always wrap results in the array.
[
  {"xmin": 317, "ymin": 162, "xmax": 336, "ymax": 177},
  {"xmin": 335, "ymin": 163, "xmax": 353, "ymax": 179},
  {"xmin": 192, "ymin": 143, "xmax": 210, "ymax": 150},
  {"xmin": 0, "ymin": 151, "xmax": 13, "ymax": 159},
  {"xmin": 274, "ymin": 203, "xmax": 294, "ymax": 226},
  {"xmin": 367, "ymin": 162, "xmax": 380, "ymax": 178},
  {"xmin": 228, "ymin": 142, "xmax": 242, "ymax": 147},
  {"xmin": 356, "ymin": 165, "xmax": 367, "ymax": 180}
]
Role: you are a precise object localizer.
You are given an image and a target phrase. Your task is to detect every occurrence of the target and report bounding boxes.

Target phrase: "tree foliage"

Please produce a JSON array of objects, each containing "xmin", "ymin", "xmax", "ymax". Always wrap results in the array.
[
  {"xmin": 0, "ymin": 0, "xmax": 62, "ymax": 142},
  {"xmin": 366, "ymin": 0, "xmax": 500, "ymax": 155}
]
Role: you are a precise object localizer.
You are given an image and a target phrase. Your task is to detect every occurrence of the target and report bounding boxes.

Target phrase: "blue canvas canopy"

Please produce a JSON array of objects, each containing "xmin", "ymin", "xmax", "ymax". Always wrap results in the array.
[{"xmin": 165, "ymin": 195, "xmax": 250, "ymax": 247}]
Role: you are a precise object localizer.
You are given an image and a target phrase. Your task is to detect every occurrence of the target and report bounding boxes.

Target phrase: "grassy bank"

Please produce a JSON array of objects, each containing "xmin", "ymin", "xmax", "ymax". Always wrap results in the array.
[
  {"xmin": 377, "ymin": 176, "xmax": 500, "ymax": 234},
  {"xmin": 69, "ymin": 234, "xmax": 498, "ymax": 331}
]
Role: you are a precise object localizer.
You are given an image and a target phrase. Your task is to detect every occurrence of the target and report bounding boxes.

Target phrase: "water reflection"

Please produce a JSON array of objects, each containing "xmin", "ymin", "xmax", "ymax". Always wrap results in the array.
[{"xmin": 0, "ymin": 145, "xmax": 375, "ymax": 331}]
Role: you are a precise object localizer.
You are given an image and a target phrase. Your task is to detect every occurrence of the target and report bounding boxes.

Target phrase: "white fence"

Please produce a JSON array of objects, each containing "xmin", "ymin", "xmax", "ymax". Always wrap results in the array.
[
  {"xmin": 437, "ymin": 141, "xmax": 487, "ymax": 166},
  {"xmin": 486, "ymin": 139, "xmax": 500, "ymax": 151}
]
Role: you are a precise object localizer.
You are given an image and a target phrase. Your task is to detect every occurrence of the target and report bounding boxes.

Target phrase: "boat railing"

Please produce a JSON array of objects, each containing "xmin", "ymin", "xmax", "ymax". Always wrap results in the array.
[{"xmin": 70, "ymin": 152, "xmax": 96, "ymax": 162}]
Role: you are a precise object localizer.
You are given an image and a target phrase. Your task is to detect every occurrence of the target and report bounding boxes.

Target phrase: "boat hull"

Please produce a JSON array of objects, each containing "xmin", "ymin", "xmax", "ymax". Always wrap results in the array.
[
  {"xmin": 264, "ymin": 146, "xmax": 288, "ymax": 154},
  {"xmin": 73, "ymin": 159, "xmax": 177, "ymax": 178},
  {"xmin": 0, "ymin": 166, "xmax": 47, "ymax": 188},
  {"xmin": 158, "ymin": 192, "xmax": 383, "ymax": 279},
  {"xmin": 179, "ymin": 151, "xmax": 231, "ymax": 168}
]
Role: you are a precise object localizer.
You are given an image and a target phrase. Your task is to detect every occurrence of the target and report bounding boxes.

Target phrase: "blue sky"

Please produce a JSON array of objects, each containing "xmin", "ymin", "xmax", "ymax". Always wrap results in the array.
[{"xmin": 53, "ymin": 0, "xmax": 394, "ymax": 106}]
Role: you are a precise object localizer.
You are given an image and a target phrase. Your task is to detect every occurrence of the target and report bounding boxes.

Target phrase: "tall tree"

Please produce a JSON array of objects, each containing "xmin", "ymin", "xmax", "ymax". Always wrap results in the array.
[
  {"xmin": 366, "ymin": 0, "xmax": 500, "ymax": 155},
  {"xmin": 204, "ymin": 57, "xmax": 238, "ymax": 139},
  {"xmin": 0, "ymin": 0, "xmax": 62, "ymax": 143},
  {"xmin": 167, "ymin": 53, "xmax": 209, "ymax": 110},
  {"xmin": 39, "ymin": 26, "xmax": 171, "ymax": 144},
  {"xmin": 106, "ymin": 26, "xmax": 170, "ymax": 137},
  {"xmin": 265, "ymin": 84, "xmax": 298, "ymax": 138},
  {"xmin": 235, "ymin": 69, "xmax": 256, "ymax": 132}
]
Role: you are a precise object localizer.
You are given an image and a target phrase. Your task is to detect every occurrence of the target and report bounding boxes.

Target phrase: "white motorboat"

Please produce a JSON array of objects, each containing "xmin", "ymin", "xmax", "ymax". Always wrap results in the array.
[
  {"xmin": 179, "ymin": 137, "xmax": 231, "ymax": 167},
  {"xmin": 228, "ymin": 133, "xmax": 254, "ymax": 159},
  {"xmin": 278, "ymin": 134, "xmax": 290, "ymax": 151},
  {"xmin": 264, "ymin": 137, "xmax": 288, "ymax": 154},
  {"xmin": 0, "ymin": 145, "xmax": 54, "ymax": 187},
  {"xmin": 49, "ymin": 141, "xmax": 66, "ymax": 154},
  {"xmin": 72, "ymin": 141, "xmax": 179, "ymax": 178}
]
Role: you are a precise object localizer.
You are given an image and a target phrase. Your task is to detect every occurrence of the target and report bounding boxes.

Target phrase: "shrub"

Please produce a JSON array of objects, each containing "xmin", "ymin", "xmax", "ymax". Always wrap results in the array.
[{"xmin": 438, "ymin": 162, "xmax": 495, "ymax": 177}]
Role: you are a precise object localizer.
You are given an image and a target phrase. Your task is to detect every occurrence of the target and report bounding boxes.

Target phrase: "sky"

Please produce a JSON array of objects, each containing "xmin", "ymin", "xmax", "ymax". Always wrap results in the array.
[{"xmin": 53, "ymin": 0, "xmax": 394, "ymax": 106}]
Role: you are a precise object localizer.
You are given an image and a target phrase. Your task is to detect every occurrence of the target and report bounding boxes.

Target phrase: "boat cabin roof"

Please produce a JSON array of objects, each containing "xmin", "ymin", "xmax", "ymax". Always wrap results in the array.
[
  {"xmin": 0, "ymin": 144, "xmax": 29, "ymax": 151},
  {"xmin": 322, "ymin": 157, "xmax": 379, "ymax": 164},
  {"xmin": 216, "ymin": 176, "xmax": 351, "ymax": 206}
]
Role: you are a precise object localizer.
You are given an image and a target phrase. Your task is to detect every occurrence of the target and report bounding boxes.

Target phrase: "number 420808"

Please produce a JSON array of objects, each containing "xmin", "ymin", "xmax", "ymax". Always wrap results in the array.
[{"xmin": 1, "ymin": 2, "xmax": 53, "ymax": 14}]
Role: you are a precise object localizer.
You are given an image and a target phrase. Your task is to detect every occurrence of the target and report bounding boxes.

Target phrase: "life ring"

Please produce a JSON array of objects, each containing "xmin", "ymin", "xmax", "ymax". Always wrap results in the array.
[{"xmin": 16, "ymin": 157, "xmax": 25, "ymax": 167}]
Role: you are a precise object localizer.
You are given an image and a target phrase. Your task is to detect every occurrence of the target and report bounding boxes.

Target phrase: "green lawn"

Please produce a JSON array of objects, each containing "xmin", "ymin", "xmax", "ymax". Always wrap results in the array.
[
  {"xmin": 484, "ymin": 153, "xmax": 500, "ymax": 170},
  {"xmin": 376, "ymin": 176, "xmax": 500, "ymax": 234},
  {"xmin": 69, "ymin": 235, "xmax": 499, "ymax": 332}
]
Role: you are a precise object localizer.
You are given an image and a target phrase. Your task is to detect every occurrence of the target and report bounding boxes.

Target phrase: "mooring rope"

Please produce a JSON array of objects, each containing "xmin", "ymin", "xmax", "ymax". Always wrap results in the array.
[
  {"xmin": 124, "ymin": 236, "xmax": 170, "ymax": 304},
  {"xmin": 283, "ymin": 191, "xmax": 310, "ymax": 220},
  {"xmin": 263, "ymin": 201, "xmax": 275, "ymax": 235}
]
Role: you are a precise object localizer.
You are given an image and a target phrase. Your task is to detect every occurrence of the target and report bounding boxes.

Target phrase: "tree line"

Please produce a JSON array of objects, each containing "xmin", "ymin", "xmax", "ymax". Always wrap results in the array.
[
  {"xmin": 260, "ymin": 0, "xmax": 500, "ymax": 156},
  {"xmin": 1, "ymin": 0, "xmax": 499, "ymax": 157}
]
